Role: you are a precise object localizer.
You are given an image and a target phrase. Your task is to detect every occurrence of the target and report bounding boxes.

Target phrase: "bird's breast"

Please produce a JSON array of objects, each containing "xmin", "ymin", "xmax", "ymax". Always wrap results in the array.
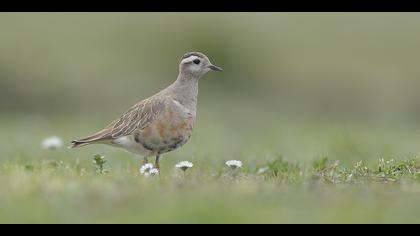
[
  {"xmin": 156, "ymin": 109, "xmax": 195, "ymax": 139},
  {"xmin": 135, "ymin": 107, "xmax": 196, "ymax": 155}
]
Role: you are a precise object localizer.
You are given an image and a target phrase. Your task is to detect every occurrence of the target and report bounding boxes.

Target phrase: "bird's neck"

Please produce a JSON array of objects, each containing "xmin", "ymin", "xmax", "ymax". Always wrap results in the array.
[{"xmin": 169, "ymin": 73, "xmax": 200, "ymax": 108}]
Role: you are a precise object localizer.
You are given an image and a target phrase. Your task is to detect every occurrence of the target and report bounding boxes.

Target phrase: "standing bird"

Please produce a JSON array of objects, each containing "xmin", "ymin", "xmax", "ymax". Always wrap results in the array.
[{"xmin": 70, "ymin": 52, "xmax": 223, "ymax": 171}]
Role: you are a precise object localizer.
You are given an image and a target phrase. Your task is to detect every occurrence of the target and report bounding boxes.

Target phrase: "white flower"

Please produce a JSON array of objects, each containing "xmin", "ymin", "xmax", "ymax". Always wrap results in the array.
[
  {"xmin": 143, "ymin": 168, "xmax": 160, "ymax": 178},
  {"xmin": 139, "ymin": 163, "xmax": 154, "ymax": 175},
  {"xmin": 225, "ymin": 160, "xmax": 243, "ymax": 169},
  {"xmin": 42, "ymin": 136, "xmax": 63, "ymax": 150},
  {"xmin": 175, "ymin": 161, "xmax": 194, "ymax": 171},
  {"xmin": 149, "ymin": 168, "xmax": 160, "ymax": 176}
]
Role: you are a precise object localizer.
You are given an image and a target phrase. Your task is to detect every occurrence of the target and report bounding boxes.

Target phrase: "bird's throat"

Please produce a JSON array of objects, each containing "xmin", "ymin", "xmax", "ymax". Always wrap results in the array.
[{"xmin": 170, "ymin": 74, "xmax": 199, "ymax": 109}]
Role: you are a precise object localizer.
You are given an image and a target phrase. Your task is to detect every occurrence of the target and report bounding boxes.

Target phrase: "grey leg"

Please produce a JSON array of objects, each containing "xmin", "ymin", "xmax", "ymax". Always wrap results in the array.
[
  {"xmin": 143, "ymin": 156, "xmax": 149, "ymax": 165},
  {"xmin": 155, "ymin": 155, "xmax": 161, "ymax": 170}
]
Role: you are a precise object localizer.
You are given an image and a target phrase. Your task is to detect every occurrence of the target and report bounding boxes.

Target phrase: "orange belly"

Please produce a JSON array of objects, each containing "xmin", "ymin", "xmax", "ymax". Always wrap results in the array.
[{"xmin": 135, "ymin": 110, "xmax": 195, "ymax": 155}]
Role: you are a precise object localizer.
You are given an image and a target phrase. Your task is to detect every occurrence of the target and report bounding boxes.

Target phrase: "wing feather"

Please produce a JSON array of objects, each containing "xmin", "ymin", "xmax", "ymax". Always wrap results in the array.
[
  {"xmin": 109, "ymin": 97, "xmax": 165, "ymax": 138},
  {"xmin": 70, "ymin": 96, "xmax": 166, "ymax": 148}
]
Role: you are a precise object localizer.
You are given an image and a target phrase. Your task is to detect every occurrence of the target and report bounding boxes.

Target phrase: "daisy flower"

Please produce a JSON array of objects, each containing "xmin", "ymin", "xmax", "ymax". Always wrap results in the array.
[
  {"xmin": 149, "ymin": 168, "xmax": 160, "ymax": 176},
  {"xmin": 175, "ymin": 161, "xmax": 194, "ymax": 172},
  {"xmin": 225, "ymin": 160, "xmax": 243, "ymax": 170},
  {"xmin": 139, "ymin": 163, "xmax": 154, "ymax": 176}
]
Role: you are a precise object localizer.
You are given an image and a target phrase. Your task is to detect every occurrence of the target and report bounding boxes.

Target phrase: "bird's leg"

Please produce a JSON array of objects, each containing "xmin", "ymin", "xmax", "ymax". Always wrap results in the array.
[
  {"xmin": 143, "ymin": 156, "xmax": 149, "ymax": 165},
  {"xmin": 155, "ymin": 155, "xmax": 161, "ymax": 170}
]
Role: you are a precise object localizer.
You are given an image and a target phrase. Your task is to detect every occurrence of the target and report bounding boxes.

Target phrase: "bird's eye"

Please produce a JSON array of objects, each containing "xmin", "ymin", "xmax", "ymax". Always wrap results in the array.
[{"xmin": 193, "ymin": 59, "xmax": 201, "ymax": 65}]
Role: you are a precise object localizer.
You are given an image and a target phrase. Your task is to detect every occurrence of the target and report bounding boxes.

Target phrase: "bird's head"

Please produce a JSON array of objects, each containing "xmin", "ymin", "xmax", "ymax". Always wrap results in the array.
[{"xmin": 179, "ymin": 52, "xmax": 223, "ymax": 77}]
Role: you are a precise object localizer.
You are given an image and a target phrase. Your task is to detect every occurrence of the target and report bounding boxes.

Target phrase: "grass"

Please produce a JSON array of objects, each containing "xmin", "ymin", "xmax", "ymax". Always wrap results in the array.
[
  {"xmin": 2, "ymin": 114, "xmax": 420, "ymax": 224},
  {"xmin": 2, "ymin": 121, "xmax": 420, "ymax": 223},
  {"xmin": 2, "ymin": 155, "xmax": 420, "ymax": 223}
]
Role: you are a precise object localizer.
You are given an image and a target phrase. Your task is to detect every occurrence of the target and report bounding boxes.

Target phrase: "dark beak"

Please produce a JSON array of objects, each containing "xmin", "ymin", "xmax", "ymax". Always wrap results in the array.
[{"xmin": 208, "ymin": 64, "xmax": 223, "ymax": 72}]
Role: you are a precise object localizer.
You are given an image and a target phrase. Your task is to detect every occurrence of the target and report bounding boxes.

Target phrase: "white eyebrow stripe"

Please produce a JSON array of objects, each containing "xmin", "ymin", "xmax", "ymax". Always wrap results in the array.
[{"xmin": 181, "ymin": 55, "xmax": 199, "ymax": 64}]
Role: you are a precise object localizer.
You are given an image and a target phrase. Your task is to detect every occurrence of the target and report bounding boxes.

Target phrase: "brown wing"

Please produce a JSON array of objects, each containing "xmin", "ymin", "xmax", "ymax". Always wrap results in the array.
[
  {"xmin": 70, "ymin": 96, "xmax": 166, "ymax": 148},
  {"xmin": 108, "ymin": 96, "xmax": 166, "ymax": 138}
]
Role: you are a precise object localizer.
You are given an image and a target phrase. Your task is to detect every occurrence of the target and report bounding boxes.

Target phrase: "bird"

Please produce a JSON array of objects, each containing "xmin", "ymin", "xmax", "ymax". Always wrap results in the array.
[{"xmin": 70, "ymin": 52, "xmax": 223, "ymax": 171}]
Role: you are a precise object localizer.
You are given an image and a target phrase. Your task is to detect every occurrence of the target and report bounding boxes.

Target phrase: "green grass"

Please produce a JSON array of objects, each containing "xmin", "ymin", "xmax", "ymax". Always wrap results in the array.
[
  {"xmin": 2, "ymin": 117, "xmax": 420, "ymax": 223},
  {"xmin": 2, "ymin": 154, "xmax": 420, "ymax": 223}
]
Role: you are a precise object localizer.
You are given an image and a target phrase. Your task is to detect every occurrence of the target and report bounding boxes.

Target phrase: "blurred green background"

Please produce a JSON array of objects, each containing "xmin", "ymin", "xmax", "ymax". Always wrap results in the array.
[{"xmin": 1, "ymin": 13, "xmax": 420, "ymax": 165}]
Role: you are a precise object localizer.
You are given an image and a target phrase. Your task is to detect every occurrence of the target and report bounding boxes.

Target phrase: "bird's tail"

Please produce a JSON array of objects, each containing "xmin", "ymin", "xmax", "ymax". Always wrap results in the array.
[
  {"xmin": 68, "ymin": 140, "xmax": 92, "ymax": 149},
  {"xmin": 68, "ymin": 130, "xmax": 110, "ymax": 149}
]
